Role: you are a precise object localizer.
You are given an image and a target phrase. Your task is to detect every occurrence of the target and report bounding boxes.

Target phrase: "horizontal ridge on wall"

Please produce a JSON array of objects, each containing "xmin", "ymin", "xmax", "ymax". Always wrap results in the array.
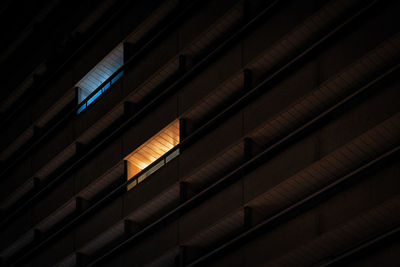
[
  {"xmin": 0, "ymin": 0, "xmax": 247, "ymax": 225},
  {"xmin": 2, "ymin": 0, "xmax": 394, "ymax": 266},
  {"xmin": 186, "ymin": 113, "xmax": 400, "ymax": 266},
  {"xmin": 0, "ymin": 0, "xmax": 199, "ymax": 214},
  {"xmin": 2, "ymin": 0, "xmax": 396, "ymax": 266},
  {"xmin": 0, "ymin": 0, "xmax": 184, "ymax": 175},
  {"xmin": 86, "ymin": 39, "xmax": 399, "ymax": 266}
]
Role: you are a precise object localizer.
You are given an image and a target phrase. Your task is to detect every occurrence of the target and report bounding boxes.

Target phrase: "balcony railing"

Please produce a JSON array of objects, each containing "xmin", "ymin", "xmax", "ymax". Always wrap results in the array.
[
  {"xmin": 77, "ymin": 69, "xmax": 124, "ymax": 114},
  {"xmin": 126, "ymin": 145, "xmax": 180, "ymax": 191}
]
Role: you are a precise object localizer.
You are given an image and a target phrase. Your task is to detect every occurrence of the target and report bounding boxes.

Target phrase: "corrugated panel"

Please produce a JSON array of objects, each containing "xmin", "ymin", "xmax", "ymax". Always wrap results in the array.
[
  {"xmin": 266, "ymin": 195, "xmax": 400, "ymax": 267},
  {"xmin": 0, "ymin": 101, "xmax": 124, "ymax": 211},
  {"xmin": 183, "ymin": 72, "xmax": 244, "ymax": 121},
  {"xmin": 249, "ymin": 33, "xmax": 400, "ymax": 146},
  {"xmin": 126, "ymin": 0, "xmax": 179, "ymax": 44},
  {"xmin": 248, "ymin": 113, "xmax": 400, "ymax": 217},
  {"xmin": 68, "ymin": 185, "xmax": 181, "ymax": 262},
  {"xmin": 2, "ymin": 162, "xmax": 125, "ymax": 261},
  {"xmin": 34, "ymin": 143, "xmax": 77, "ymax": 180},
  {"xmin": 76, "ymin": 43, "xmax": 123, "ymax": 103},
  {"xmin": 126, "ymin": 1, "xmax": 244, "ymax": 105},
  {"xmin": 0, "ymin": 0, "xmax": 60, "ymax": 63},
  {"xmin": 79, "ymin": 221, "xmax": 125, "ymax": 255},
  {"xmin": 74, "ymin": 0, "xmax": 116, "ymax": 35},
  {"xmin": 0, "ymin": 126, "xmax": 34, "ymax": 161},
  {"xmin": 77, "ymin": 104, "xmax": 125, "ymax": 145},
  {"xmin": 0, "ymin": 77, "xmax": 33, "ymax": 113},
  {"xmin": 36, "ymin": 198, "xmax": 77, "ymax": 232},
  {"xmin": 0, "ymin": 62, "xmax": 46, "ymax": 112},
  {"xmin": 127, "ymin": 184, "xmax": 180, "ymax": 223},
  {"xmin": 145, "ymin": 211, "xmax": 244, "ymax": 266},
  {"xmin": 0, "ymin": 178, "xmax": 35, "ymax": 209},
  {"xmin": 0, "ymin": 85, "xmax": 75, "ymax": 162},
  {"xmin": 78, "ymin": 161, "xmax": 124, "ymax": 200},
  {"xmin": 183, "ymin": 115, "xmax": 398, "ymax": 267},
  {"xmin": 246, "ymin": 0, "xmax": 366, "ymax": 83},
  {"xmin": 126, "ymin": 57, "xmax": 180, "ymax": 103},
  {"xmin": 0, "ymin": 230, "xmax": 34, "ymax": 258},
  {"xmin": 185, "ymin": 210, "xmax": 244, "ymax": 247},
  {"xmin": 1, "ymin": 162, "xmax": 124, "ymax": 260},
  {"xmin": 184, "ymin": 142, "xmax": 244, "ymax": 188},
  {"xmin": 145, "ymin": 246, "xmax": 180, "ymax": 267},
  {"xmin": 182, "ymin": 1, "xmax": 244, "ymax": 57},
  {"xmin": 35, "ymin": 88, "xmax": 76, "ymax": 128},
  {"xmin": 55, "ymin": 253, "xmax": 77, "ymax": 267}
]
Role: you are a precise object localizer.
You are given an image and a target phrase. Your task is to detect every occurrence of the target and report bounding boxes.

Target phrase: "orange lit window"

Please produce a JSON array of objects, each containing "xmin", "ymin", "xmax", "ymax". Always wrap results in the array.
[{"xmin": 124, "ymin": 119, "xmax": 180, "ymax": 190}]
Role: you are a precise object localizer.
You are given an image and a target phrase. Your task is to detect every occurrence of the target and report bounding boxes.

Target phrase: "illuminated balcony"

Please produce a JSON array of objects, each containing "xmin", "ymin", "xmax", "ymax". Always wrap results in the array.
[
  {"xmin": 124, "ymin": 119, "xmax": 180, "ymax": 190},
  {"xmin": 76, "ymin": 43, "xmax": 124, "ymax": 114}
]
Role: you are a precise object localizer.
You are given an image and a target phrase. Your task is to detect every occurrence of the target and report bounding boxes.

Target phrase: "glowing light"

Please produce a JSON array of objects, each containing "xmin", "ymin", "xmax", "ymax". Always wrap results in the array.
[
  {"xmin": 124, "ymin": 119, "xmax": 180, "ymax": 187},
  {"xmin": 76, "ymin": 44, "xmax": 124, "ymax": 113}
]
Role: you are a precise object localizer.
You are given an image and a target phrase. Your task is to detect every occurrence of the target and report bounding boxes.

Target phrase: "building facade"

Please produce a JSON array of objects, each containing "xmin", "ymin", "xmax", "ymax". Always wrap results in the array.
[{"xmin": 0, "ymin": 0, "xmax": 399, "ymax": 266}]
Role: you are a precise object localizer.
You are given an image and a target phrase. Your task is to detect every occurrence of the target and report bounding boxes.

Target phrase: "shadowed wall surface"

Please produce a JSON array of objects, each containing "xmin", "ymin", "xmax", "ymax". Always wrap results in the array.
[{"xmin": 0, "ymin": 0, "xmax": 399, "ymax": 266}]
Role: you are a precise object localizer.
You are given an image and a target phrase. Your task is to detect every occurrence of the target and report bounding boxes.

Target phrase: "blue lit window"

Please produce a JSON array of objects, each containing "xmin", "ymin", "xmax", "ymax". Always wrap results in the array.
[{"xmin": 76, "ymin": 44, "xmax": 124, "ymax": 114}]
